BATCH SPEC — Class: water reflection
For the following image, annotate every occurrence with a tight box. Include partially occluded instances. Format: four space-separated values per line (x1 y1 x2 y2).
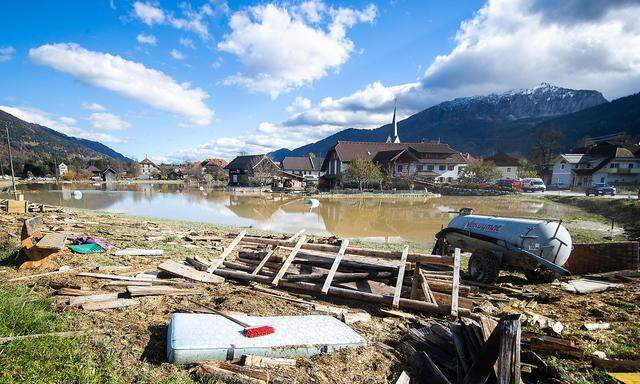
19 183 577 245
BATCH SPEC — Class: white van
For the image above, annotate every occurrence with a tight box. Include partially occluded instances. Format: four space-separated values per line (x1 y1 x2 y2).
521 178 546 192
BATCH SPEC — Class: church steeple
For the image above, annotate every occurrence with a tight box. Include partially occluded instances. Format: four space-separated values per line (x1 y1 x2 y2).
386 98 400 143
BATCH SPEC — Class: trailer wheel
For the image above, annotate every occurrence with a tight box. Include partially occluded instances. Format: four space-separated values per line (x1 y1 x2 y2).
468 251 500 284
524 269 556 283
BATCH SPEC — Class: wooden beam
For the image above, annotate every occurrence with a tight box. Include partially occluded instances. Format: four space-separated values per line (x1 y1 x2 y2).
419 269 437 304
392 245 410 308
285 229 305 242
410 262 420 300
251 248 276 276
451 248 461 317
207 230 246 273
321 239 349 294
160 260 225 284
271 235 306 286
498 314 522 384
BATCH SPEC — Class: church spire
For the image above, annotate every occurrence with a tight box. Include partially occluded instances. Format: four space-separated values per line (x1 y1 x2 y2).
386 98 400 143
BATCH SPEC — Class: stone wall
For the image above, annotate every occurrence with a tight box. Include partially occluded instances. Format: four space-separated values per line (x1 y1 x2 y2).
564 241 639 274
427 184 514 196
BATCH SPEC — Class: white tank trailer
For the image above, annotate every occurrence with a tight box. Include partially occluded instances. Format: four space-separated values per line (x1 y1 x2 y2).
432 209 572 283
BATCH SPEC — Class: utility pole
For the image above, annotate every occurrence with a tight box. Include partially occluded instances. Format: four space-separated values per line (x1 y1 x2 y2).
5 125 17 199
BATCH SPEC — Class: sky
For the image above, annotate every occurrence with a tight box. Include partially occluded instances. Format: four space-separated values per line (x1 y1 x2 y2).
1 0 640 163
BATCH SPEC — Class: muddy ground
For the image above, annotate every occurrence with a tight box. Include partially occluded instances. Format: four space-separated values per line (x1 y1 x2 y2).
0 207 638 383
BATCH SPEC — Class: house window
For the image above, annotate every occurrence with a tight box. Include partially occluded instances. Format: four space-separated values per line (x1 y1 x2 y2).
447 177 452 182
438 165 446 171
397 165 403 172
600 177 605 183
418 165 424 171
610 163 619 168
629 163 634 169
561 164 565 169
427 165 434 171
507 167 511 172
448 165 454 171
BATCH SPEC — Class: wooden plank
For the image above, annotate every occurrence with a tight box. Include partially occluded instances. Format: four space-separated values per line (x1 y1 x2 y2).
114 249 163 256
286 229 305 242
77 272 158 282
395 370 411 384
35 233 67 250
321 239 349 294
419 269 437 304
410 262 420 300
251 248 276 276
9 265 72 282
451 248 461 317
159 260 225 284
242 355 296 368
498 314 522 384
392 245 410 308
7 199 27 214
126 285 198 297
82 298 140 311
207 230 246 273
69 293 119 307
271 235 306 286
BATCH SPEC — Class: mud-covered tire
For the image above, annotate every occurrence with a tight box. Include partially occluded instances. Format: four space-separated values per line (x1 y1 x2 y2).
468 251 500 284
524 269 556 283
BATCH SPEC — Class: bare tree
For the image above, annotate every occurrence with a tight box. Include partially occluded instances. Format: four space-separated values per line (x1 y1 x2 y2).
530 125 563 166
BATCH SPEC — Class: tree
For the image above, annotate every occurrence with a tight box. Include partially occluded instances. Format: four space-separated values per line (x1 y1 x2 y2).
530 125 563 166
459 160 501 183
307 152 316 158
344 156 383 190
517 162 539 178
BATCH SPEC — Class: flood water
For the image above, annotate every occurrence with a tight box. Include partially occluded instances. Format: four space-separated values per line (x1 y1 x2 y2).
19 183 578 245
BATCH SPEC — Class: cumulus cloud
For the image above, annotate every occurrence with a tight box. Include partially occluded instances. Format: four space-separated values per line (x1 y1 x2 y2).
0 46 15 62
132 1 165 25
81 102 106 111
218 1 377 98
0 105 123 143
89 112 132 130
136 33 157 45
131 1 217 40
169 49 185 60
179 37 195 48
29 43 213 126
285 96 311 113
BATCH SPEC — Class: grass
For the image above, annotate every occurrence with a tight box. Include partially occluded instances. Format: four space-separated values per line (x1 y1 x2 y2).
542 356 617 384
0 288 196 384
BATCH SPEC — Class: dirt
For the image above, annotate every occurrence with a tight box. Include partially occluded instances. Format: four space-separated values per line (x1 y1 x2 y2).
1 207 639 384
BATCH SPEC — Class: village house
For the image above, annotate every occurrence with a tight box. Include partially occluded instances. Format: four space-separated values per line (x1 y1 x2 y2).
86 165 101 178
200 158 228 180
225 154 281 187
549 140 640 189
138 157 159 179
101 167 117 182
484 152 520 179
58 162 68 177
167 166 189 180
321 141 469 188
281 156 323 177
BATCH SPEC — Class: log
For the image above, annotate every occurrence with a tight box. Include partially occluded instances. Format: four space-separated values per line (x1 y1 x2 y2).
207 230 246 273
241 236 454 265
240 250 396 272
213 267 469 316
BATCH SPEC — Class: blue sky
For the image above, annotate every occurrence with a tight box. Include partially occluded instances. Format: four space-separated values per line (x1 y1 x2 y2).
1 0 639 162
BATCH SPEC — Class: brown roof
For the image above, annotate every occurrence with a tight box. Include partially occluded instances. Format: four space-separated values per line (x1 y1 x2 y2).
332 141 458 163
139 158 157 167
86 165 101 173
226 154 278 171
281 156 322 171
484 152 520 167
201 158 228 168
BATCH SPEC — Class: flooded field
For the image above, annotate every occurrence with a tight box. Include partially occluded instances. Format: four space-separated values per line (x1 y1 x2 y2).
18 183 581 244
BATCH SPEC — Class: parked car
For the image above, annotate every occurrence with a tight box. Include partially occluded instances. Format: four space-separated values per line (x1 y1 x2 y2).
496 179 521 191
585 183 616 196
547 182 569 190
521 178 546 192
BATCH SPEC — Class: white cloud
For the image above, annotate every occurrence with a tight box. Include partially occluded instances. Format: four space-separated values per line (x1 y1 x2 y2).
81 102 106 111
132 1 165 25
0 105 123 143
179 37 195 48
89 112 132 130
136 33 157 45
285 96 311 113
169 49 185 60
218 2 377 98
131 1 217 40
0 46 15 62
29 43 214 126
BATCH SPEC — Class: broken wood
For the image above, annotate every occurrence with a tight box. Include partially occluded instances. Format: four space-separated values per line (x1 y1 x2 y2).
526 334 584 359
114 249 163 256
251 248 276 276
393 245 410 308
69 293 119 307
126 285 198 297
82 298 140 311
195 363 265 384
321 239 349 294
159 259 224 284
9 265 72 282
242 354 296 368
207 230 246 273
451 248 461 317
271 235 306 286
592 358 640 372
419 270 437 304
285 229 305 242
341 311 371 324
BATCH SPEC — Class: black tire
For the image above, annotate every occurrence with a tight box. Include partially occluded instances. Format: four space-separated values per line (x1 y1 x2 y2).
524 269 556 283
585 192 590 196
468 251 500 284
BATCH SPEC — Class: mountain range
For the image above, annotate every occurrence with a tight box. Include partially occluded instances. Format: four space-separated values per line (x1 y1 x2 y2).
269 83 640 161
0 109 131 174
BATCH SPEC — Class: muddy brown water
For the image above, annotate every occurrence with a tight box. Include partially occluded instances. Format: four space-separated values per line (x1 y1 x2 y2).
18 183 580 245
